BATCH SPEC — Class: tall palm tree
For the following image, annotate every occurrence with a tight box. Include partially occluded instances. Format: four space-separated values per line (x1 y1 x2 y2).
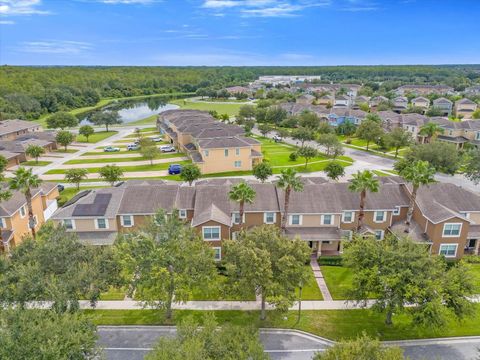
0 156 11 253
229 182 256 226
419 122 444 143
277 168 304 230
399 160 436 233
9 167 42 239
348 170 379 231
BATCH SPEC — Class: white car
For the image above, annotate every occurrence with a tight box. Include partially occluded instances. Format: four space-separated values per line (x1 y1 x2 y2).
272 135 282 142
160 145 176 153
151 137 163 142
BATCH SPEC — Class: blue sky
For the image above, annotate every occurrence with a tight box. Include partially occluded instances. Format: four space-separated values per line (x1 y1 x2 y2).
0 0 479 66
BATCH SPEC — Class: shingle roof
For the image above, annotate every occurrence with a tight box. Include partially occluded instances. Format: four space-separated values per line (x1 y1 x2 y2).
118 184 180 214
455 98 476 105
285 227 342 241
0 120 39 137
197 136 252 149
0 182 56 217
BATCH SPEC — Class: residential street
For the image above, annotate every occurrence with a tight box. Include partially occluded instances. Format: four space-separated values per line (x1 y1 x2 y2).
97 326 480 360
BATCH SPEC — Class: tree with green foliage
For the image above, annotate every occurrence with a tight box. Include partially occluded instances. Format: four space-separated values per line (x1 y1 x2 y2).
229 182 256 226
465 148 480 184
238 104 256 121
426 106 444 117
276 128 290 139
0 309 100 360
317 133 340 155
297 145 317 169
277 168 304 230
265 106 288 126
25 144 45 164
56 130 75 151
9 167 41 239
364 113 382 123
405 142 460 175
356 119 384 151
179 163 201 185
330 142 344 159
324 161 345 181
419 122 445 143
258 123 272 137
224 225 310 320
64 168 88 190
146 314 268 360
358 102 371 112
89 110 122 132
99 164 123 186
472 109 480 119
78 125 94 142
298 111 319 130
336 120 356 136
318 122 334 134
399 160 436 233
0 155 12 251
384 127 412 158
139 138 160 165
313 333 405 360
255 107 267 122
292 127 314 148
46 111 79 129
344 235 474 326
253 161 273 183
115 209 217 320
348 170 379 231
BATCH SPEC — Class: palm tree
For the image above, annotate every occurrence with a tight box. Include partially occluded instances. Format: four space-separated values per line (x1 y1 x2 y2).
277 168 304 230
0 156 11 253
9 167 42 239
419 122 444 143
348 170 379 231
399 160 436 233
228 182 256 226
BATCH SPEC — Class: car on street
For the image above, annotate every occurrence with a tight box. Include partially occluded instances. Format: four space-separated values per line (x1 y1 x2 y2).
151 136 163 142
160 145 176 153
104 146 120 152
168 164 182 175
127 144 140 151
57 184 65 192
272 135 282 142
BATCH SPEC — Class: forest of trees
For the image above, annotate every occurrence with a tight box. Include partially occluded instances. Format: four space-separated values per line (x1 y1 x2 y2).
1 65 480 120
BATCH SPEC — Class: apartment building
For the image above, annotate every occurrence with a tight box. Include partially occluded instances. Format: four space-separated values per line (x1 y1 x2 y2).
395 85 454 96
0 119 42 141
0 182 59 251
411 97 430 112
455 98 478 119
392 96 409 113
432 97 453 116
157 110 263 174
279 103 367 127
51 178 480 260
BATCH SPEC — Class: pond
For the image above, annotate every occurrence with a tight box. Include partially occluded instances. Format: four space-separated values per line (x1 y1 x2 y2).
79 96 179 125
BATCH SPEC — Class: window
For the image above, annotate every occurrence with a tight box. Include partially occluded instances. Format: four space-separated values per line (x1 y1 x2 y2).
213 247 222 261
374 211 386 223
439 244 457 257
235 148 240 156
467 239 477 249
476 132 480 141
234 161 242 168
290 214 301 225
0 218 5 228
341 230 353 240
32 215 38 227
374 230 384 240
460 212 470 219
322 241 331 244
264 212 276 224
19 205 26 218
121 215 133 227
393 206 401 216
442 223 462 237
63 219 75 230
96 218 108 229
224 149 229 157
232 212 241 224
203 226 221 241
321 214 333 225
204 150 209 157
178 209 187 219
342 211 353 223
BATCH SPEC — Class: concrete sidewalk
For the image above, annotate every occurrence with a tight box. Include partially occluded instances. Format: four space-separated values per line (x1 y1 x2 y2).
56 156 187 169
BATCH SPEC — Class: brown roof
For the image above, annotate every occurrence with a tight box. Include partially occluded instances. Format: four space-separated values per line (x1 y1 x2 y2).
285 227 342 241
0 120 40 137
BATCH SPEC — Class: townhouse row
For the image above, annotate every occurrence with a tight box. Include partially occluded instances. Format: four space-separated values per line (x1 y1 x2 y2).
51 177 480 261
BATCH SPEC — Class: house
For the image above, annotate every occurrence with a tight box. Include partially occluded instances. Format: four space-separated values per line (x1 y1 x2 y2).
296 94 315 105
395 85 454 96
334 95 351 108
51 178 480 260
225 86 251 96
316 95 334 106
0 182 59 252
308 84 361 97
392 96 409 113
436 119 480 149
455 98 478 119
0 120 42 141
411 97 430 112
157 110 263 174
352 96 370 110
465 85 480 95
326 109 367 127
369 96 389 108
432 97 453 116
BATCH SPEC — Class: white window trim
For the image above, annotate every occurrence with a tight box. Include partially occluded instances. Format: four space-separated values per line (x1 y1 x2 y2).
235 148 240 156
341 230 353 240
224 149 229 157
234 160 242 168
202 226 221 241
63 219 76 230
264 212 276 224
0 218 5 228
342 211 354 223
442 223 463 238
231 212 245 225
375 230 385 240
121 215 134 227
95 218 109 230
178 209 187 219
289 214 302 226
19 205 26 218
439 243 458 258
321 214 333 225
374 211 386 223
393 206 401 216
213 247 222 261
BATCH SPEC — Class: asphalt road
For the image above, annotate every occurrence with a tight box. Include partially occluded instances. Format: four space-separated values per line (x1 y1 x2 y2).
98 326 480 360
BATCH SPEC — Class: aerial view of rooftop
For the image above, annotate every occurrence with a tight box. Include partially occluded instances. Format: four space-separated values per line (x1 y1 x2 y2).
1 0 480 359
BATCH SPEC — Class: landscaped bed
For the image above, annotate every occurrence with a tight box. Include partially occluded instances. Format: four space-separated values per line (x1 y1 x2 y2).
64 153 185 165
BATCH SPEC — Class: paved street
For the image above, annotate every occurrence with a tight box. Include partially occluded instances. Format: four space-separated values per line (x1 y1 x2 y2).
98 326 480 360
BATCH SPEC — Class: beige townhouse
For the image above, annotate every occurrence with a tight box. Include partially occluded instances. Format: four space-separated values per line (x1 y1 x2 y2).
0 119 42 141
455 98 478 119
411 96 430 112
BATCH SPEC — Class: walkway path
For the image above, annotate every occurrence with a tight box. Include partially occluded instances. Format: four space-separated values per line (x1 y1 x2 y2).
56 156 187 169
310 255 333 301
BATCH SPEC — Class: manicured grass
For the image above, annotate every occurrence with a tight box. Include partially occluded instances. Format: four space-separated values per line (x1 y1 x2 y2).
469 263 480 294
170 98 244 117
45 160 191 175
54 149 78 154
128 114 158 125
296 266 323 300
76 131 118 143
321 265 355 300
190 276 256 301
21 160 52 166
64 153 184 165
99 287 127 301
86 304 480 341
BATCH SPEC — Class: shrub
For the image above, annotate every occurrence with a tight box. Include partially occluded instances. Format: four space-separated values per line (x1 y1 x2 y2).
345 138 352 144
289 152 298 161
318 256 343 266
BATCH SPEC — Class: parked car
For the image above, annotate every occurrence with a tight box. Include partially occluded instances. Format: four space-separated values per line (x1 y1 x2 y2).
168 164 182 175
151 137 163 142
104 146 120 152
272 135 282 142
57 184 65 192
127 144 140 151
160 145 176 153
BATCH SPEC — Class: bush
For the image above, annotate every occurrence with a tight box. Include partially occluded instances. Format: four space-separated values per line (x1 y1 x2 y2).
318 256 343 266
463 255 480 264
345 138 352 144
289 152 298 161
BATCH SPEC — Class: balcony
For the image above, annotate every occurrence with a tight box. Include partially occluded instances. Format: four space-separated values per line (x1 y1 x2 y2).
43 199 58 221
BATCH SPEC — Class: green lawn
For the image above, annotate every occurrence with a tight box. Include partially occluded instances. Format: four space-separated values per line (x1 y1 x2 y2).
469 263 480 294
321 266 355 300
21 160 52 166
170 98 244 117
99 287 127 301
57 186 104 206
54 149 78 154
86 304 480 341
296 266 323 300
76 131 118 143
190 275 256 301
128 114 158 125
45 160 191 175
64 153 184 165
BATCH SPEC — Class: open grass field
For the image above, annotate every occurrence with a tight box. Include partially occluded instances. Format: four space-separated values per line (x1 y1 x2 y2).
296 266 323 300
21 160 52 166
64 153 184 165
170 98 244 117
76 131 118 143
321 265 355 300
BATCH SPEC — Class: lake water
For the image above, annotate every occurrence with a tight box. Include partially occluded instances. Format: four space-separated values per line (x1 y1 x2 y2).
79 96 179 125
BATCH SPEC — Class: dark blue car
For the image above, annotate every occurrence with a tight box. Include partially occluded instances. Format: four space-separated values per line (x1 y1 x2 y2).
168 164 182 175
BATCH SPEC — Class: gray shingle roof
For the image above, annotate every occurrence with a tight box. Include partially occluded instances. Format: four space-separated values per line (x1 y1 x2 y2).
0 120 40 137
285 227 342 241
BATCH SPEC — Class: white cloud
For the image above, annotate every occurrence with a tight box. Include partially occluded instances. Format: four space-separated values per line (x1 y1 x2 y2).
94 0 160 3
19 40 93 54
0 19 14 24
0 0 50 15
